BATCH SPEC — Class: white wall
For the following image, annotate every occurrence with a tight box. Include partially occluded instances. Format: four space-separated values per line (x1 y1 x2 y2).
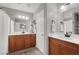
34 3 63 55
34 8 45 54
10 19 14 33
33 4 48 54
0 9 10 54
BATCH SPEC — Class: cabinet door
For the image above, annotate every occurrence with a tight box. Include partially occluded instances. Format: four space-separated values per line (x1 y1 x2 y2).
49 38 62 55
61 45 77 55
24 34 36 48
24 35 30 48
30 34 36 47
16 35 25 50
78 46 79 55
9 36 16 52
60 41 78 55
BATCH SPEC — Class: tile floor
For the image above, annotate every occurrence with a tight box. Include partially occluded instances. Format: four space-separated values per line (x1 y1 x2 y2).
8 47 43 55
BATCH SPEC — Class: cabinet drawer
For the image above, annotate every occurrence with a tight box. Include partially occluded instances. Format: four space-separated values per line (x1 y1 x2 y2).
58 40 78 48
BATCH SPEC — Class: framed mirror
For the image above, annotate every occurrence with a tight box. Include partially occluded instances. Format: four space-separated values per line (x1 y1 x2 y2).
20 24 26 29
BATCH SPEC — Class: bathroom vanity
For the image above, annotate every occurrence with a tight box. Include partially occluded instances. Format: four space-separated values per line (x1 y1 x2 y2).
49 33 79 55
8 33 36 53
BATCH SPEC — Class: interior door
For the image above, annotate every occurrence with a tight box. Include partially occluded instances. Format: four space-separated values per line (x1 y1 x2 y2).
0 9 4 54
0 9 10 54
36 9 45 54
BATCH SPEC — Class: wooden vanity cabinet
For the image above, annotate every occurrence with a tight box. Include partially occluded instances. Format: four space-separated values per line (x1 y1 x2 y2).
9 36 16 52
60 40 78 55
16 35 25 50
24 35 31 48
30 34 36 47
49 37 62 55
49 37 78 55
60 44 77 55
77 46 79 54
9 34 36 53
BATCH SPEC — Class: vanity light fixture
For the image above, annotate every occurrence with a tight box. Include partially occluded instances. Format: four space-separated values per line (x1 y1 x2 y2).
22 16 25 19
60 3 74 11
60 5 66 11
18 15 22 18
25 16 29 20
60 3 69 10
18 15 29 20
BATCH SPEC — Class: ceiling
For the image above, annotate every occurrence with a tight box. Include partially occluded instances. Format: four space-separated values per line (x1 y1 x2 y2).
60 3 79 12
2 7 33 21
0 3 41 13
0 3 41 22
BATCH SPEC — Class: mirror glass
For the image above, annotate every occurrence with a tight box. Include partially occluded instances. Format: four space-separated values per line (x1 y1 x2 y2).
9 19 31 33
60 3 79 34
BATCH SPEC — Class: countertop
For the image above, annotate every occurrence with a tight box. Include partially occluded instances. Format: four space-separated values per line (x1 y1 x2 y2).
49 33 79 45
8 32 35 36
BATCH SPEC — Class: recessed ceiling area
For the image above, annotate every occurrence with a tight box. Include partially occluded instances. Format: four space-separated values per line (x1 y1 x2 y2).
0 3 41 21
2 7 33 21
60 3 79 12
0 3 41 13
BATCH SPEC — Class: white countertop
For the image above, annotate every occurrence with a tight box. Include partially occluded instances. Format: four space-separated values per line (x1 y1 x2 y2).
49 33 79 45
8 32 35 35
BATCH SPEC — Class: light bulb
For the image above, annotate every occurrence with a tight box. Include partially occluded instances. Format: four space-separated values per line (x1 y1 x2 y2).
60 5 65 10
18 15 22 18
25 17 29 20
22 16 25 19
